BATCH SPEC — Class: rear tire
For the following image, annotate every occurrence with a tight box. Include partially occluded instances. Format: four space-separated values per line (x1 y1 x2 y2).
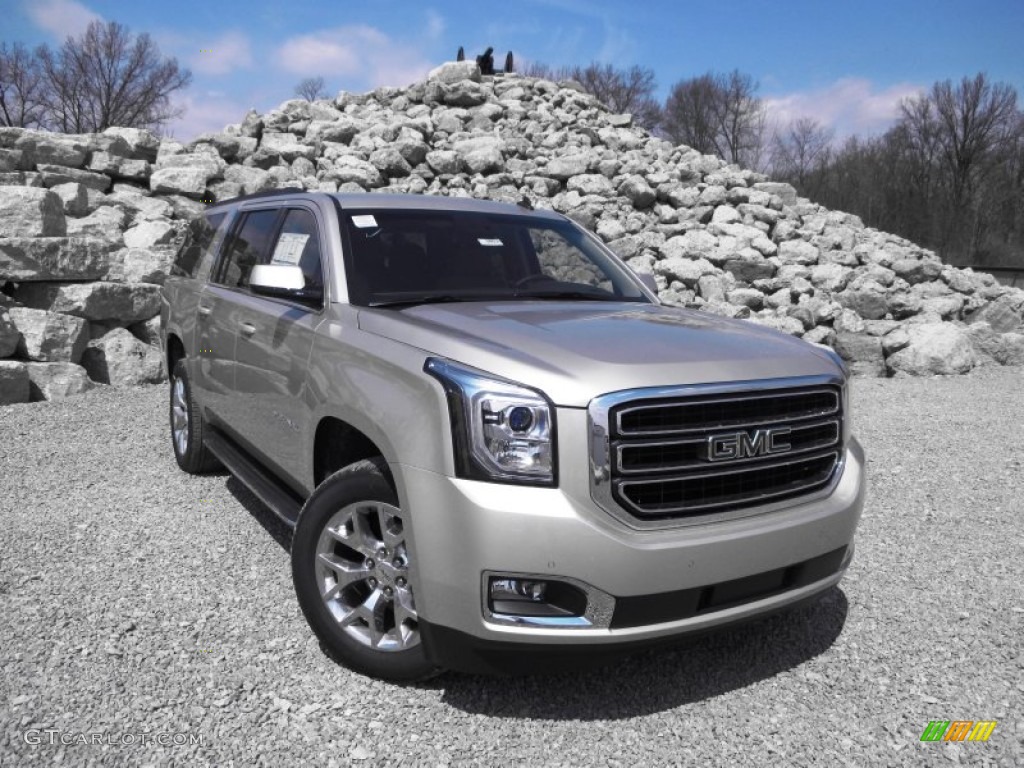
291 457 437 682
170 359 222 474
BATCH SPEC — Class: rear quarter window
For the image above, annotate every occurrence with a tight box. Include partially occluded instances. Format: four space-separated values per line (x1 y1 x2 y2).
171 212 227 279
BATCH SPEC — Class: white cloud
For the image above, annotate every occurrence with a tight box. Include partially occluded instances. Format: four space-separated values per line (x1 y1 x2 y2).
26 0 100 40
275 25 433 89
765 77 926 137
425 10 445 42
188 31 254 75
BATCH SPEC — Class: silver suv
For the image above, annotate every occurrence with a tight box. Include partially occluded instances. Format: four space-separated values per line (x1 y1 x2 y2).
161 190 865 680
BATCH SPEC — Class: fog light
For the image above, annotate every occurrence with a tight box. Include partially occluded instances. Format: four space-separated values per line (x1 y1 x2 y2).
490 577 546 602
487 575 588 619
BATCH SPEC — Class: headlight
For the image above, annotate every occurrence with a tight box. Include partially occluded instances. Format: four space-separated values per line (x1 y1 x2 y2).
425 358 557 486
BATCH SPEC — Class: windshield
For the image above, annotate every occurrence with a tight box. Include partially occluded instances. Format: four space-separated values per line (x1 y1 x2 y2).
338 208 649 307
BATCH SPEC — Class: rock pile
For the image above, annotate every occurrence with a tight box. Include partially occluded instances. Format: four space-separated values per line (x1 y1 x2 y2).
2 61 1023 405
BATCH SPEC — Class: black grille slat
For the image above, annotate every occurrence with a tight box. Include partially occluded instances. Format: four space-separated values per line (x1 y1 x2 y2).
607 386 843 520
616 388 838 437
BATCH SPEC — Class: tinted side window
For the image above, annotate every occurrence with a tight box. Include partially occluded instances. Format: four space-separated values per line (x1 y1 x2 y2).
171 212 226 278
271 209 324 293
217 209 280 289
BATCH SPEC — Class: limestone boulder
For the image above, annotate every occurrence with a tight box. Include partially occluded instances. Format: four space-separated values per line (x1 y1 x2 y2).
65 206 129 239
14 282 162 325
36 164 111 191
149 167 210 197
26 362 96 400
81 328 164 386
0 237 116 282
8 307 89 363
102 127 160 161
0 187 66 238
886 322 976 376
123 220 176 250
427 61 481 84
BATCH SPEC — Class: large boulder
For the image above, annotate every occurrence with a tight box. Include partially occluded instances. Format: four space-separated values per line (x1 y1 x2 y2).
0 187 66 238
964 295 1023 333
0 237 117 281
0 360 30 405
122 220 176 249
14 282 161 325
81 328 163 386
8 307 89 363
886 322 976 376
25 362 96 400
102 127 160 161
107 248 174 284
65 206 129 239
427 61 481 84
149 167 210 197
36 164 112 191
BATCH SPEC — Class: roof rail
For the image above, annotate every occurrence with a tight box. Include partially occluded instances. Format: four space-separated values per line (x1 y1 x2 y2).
208 186 307 207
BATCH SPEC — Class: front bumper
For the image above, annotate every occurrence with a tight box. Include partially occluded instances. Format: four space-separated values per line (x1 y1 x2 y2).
396 437 865 672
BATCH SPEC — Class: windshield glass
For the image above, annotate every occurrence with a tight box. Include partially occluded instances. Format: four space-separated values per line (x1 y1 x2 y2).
338 208 648 307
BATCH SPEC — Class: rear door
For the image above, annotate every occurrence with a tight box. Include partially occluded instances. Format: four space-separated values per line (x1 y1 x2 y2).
194 207 282 425
231 206 327 491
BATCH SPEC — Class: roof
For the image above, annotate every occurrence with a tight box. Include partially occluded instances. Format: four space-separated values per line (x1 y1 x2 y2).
206 188 561 220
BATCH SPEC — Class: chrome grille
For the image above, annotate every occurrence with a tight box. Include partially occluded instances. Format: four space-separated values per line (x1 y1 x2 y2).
590 381 844 523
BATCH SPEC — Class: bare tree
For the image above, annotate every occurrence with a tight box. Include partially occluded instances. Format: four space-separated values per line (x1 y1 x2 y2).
662 70 766 166
568 63 661 130
661 74 720 156
294 76 327 102
519 61 661 131
770 117 834 186
36 20 191 132
931 74 1018 210
0 42 46 127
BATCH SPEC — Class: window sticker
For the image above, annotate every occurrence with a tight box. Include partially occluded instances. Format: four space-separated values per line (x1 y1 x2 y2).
270 233 309 266
351 215 378 228
478 238 503 246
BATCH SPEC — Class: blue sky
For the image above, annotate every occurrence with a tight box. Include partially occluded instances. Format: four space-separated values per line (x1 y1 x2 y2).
4 0 1022 141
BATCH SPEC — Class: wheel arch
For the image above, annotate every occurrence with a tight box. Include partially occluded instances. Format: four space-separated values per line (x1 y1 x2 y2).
313 415 394 489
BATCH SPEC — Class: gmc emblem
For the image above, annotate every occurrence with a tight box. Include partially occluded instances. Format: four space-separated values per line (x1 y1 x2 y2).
706 427 792 461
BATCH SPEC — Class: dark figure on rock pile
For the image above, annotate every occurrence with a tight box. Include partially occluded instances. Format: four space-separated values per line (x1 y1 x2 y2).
476 47 495 75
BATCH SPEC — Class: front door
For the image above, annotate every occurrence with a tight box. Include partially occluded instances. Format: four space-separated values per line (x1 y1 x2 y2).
232 207 327 491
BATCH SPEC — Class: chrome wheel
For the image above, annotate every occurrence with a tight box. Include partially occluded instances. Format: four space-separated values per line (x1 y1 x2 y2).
171 377 189 456
314 501 419 651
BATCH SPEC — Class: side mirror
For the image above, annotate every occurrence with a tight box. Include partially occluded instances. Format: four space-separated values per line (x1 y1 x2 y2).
250 264 321 304
634 271 659 296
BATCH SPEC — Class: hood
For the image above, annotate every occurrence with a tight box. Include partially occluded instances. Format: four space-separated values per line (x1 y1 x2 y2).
358 301 843 407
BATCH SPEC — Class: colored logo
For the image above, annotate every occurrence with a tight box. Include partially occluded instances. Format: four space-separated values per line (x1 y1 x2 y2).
920 720 997 742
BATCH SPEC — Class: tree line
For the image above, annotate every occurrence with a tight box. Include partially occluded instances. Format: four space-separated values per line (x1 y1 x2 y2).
525 61 1023 268
0 20 190 133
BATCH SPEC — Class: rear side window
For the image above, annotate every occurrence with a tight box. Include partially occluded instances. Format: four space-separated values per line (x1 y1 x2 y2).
217 209 281 289
171 212 227 278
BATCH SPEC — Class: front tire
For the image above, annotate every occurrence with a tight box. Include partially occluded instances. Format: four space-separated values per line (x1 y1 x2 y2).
169 359 221 474
291 458 436 681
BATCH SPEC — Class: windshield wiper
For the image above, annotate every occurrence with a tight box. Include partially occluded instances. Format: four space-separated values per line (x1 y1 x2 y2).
513 290 622 301
368 294 512 309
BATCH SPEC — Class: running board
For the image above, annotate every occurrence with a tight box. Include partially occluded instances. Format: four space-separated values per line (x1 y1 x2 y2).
204 430 303 528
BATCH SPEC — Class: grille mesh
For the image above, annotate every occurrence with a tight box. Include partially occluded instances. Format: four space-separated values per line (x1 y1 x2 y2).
609 386 842 519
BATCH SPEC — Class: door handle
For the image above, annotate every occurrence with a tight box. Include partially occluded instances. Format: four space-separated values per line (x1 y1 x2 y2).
239 322 257 337
197 305 212 317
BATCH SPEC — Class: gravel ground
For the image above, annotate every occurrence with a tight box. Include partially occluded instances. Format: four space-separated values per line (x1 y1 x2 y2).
1 367 1022 767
